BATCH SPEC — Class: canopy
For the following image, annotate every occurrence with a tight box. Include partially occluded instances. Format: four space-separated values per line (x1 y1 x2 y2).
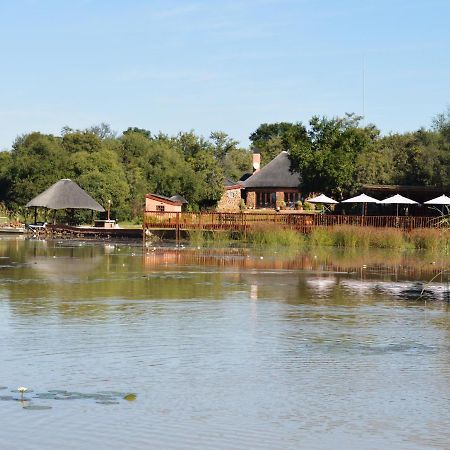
341 193 379 216
307 194 338 204
379 194 418 217
423 194 450 205
342 193 379 203
379 194 418 205
26 179 105 212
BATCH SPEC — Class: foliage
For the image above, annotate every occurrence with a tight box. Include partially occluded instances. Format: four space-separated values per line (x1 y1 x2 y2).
289 114 378 199
0 107 449 221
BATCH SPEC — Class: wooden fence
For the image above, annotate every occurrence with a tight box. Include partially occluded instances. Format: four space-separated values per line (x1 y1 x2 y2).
144 211 446 236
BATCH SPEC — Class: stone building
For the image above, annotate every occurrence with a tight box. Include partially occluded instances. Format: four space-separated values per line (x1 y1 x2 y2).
216 179 243 212
243 151 301 209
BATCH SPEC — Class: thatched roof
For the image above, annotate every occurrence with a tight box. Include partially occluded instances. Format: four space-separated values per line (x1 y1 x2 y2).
169 194 188 204
243 151 301 189
25 179 105 211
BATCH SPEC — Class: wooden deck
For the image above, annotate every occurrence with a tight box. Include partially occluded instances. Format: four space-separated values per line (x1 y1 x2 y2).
144 211 446 236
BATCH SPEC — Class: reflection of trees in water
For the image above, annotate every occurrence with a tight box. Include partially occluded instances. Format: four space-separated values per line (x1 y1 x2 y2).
2 241 449 319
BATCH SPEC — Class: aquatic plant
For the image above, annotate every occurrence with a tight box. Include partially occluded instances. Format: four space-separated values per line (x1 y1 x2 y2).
17 387 28 399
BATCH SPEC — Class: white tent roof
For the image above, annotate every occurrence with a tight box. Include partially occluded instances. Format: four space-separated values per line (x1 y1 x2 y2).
342 193 379 203
380 194 418 205
307 194 338 204
423 194 450 205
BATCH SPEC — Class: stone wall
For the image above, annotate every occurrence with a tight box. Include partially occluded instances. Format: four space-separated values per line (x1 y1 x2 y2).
216 188 242 212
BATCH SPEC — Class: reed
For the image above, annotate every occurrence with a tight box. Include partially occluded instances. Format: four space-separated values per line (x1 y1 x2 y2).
245 224 306 247
408 228 450 252
310 225 406 248
186 229 233 245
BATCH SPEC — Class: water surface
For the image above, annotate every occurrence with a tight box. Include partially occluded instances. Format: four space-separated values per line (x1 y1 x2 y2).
0 237 449 449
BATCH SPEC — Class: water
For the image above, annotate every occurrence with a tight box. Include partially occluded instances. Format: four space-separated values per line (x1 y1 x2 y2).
0 237 449 449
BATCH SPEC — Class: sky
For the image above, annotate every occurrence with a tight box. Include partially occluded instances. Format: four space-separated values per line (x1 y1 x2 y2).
0 0 449 149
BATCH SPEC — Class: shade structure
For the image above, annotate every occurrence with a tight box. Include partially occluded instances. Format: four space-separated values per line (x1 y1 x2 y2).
341 193 379 216
379 194 418 217
379 194 418 205
307 194 338 204
341 193 379 204
423 194 450 205
25 179 105 212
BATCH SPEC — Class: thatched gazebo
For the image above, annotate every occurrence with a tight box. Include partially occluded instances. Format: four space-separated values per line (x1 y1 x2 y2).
26 179 105 224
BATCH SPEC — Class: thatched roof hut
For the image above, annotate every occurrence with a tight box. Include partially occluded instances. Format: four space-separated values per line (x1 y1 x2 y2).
243 151 300 189
25 179 105 212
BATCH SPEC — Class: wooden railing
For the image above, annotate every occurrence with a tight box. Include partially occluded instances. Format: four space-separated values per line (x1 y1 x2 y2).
144 211 446 234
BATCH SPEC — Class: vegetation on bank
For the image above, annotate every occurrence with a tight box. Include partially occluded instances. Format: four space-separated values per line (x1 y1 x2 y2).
184 225 450 252
0 107 449 221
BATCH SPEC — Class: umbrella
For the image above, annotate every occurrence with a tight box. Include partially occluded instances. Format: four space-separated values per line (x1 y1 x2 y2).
424 194 450 215
342 193 379 215
307 194 338 204
423 194 450 205
379 194 418 216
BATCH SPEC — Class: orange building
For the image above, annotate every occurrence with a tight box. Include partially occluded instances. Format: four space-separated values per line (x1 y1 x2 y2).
145 193 187 212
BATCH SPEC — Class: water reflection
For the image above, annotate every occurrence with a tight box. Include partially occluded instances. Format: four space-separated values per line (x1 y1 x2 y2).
0 237 449 449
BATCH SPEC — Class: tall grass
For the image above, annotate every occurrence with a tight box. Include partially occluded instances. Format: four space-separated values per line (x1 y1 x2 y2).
186 229 233 246
310 225 406 249
408 228 450 252
186 224 450 251
246 225 306 247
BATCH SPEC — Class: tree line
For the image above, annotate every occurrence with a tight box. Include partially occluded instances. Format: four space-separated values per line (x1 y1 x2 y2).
0 108 449 220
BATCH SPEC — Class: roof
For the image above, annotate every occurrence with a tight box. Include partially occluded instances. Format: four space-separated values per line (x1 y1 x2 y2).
145 193 184 206
243 151 301 189
224 178 243 190
25 179 105 211
169 194 188 204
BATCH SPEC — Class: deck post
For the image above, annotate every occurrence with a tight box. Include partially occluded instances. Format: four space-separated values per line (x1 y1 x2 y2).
176 212 180 243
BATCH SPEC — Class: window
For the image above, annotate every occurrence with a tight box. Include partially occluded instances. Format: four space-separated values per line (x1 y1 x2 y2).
284 192 300 207
156 205 165 212
256 192 276 208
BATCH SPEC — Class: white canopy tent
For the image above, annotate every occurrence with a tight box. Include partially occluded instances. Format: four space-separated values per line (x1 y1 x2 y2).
342 193 379 215
379 194 418 216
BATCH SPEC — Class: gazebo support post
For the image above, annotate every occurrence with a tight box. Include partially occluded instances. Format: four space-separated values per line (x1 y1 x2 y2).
34 207 37 225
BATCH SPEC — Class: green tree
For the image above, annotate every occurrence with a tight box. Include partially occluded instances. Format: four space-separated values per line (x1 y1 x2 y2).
289 114 378 198
249 122 308 165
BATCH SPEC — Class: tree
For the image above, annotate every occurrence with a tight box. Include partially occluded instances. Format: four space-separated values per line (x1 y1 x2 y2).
289 114 378 198
249 122 308 165
62 132 102 153
209 131 239 161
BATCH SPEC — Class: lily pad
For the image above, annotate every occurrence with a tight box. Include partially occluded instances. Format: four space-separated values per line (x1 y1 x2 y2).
123 393 137 401
23 405 52 410
33 393 58 400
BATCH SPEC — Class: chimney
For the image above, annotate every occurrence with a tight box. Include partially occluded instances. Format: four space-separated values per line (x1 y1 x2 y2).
252 152 261 172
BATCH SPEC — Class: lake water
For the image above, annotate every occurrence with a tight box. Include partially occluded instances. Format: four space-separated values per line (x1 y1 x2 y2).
0 237 449 450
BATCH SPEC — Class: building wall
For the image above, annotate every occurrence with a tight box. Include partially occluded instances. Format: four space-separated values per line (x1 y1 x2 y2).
145 197 181 212
246 191 256 209
245 188 300 209
216 188 242 212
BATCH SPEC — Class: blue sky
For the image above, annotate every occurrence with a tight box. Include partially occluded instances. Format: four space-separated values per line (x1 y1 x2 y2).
0 0 449 149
